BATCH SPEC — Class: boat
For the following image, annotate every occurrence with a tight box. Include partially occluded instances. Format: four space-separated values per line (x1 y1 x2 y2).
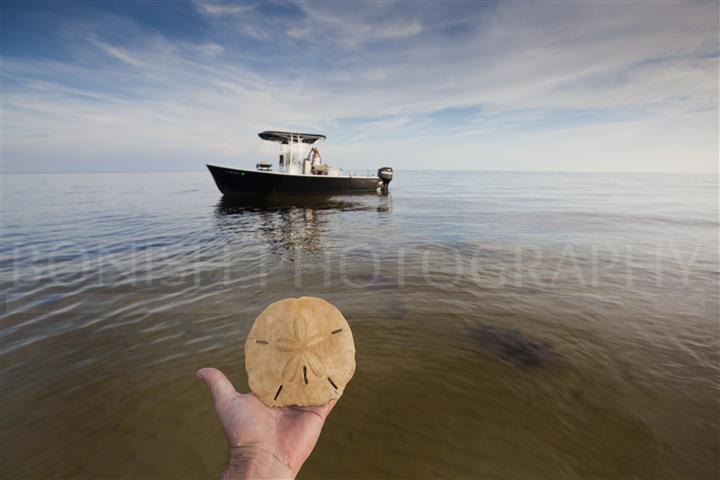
207 131 393 195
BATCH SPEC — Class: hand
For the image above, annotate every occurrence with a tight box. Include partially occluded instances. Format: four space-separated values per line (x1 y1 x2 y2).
197 368 336 480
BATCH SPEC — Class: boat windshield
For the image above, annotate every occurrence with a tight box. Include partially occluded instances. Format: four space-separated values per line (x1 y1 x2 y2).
272 135 323 175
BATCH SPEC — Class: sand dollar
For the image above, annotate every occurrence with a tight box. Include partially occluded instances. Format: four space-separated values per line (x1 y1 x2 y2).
245 297 356 407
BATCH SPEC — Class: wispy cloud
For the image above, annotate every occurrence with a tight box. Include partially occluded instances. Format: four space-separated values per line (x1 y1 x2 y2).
290 1 423 46
90 36 146 68
194 1 256 16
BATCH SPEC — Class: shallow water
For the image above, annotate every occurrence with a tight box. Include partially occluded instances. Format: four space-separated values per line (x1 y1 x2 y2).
1 170 718 478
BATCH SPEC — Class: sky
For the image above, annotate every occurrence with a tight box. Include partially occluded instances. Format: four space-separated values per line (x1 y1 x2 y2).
1 0 718 173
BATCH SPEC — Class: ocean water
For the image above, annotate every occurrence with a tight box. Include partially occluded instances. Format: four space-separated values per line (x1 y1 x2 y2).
1 170 718 478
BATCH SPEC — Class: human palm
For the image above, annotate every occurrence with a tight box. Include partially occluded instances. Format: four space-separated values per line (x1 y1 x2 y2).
197 368 335 479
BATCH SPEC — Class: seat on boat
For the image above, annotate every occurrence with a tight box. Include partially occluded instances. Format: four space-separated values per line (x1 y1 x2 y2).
311 164 329 175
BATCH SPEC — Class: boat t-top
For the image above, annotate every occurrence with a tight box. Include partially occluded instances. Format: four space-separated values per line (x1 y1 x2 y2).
207 131 393 195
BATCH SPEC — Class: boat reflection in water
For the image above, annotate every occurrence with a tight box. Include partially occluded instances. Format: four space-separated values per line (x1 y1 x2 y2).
214 193 392 257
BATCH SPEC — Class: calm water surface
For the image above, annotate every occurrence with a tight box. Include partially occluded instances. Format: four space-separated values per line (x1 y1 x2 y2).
1 171 718 478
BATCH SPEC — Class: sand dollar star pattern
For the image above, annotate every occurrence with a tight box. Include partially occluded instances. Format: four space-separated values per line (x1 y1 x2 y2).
276 316 329 382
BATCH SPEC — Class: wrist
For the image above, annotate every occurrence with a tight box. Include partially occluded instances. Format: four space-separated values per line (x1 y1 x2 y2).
223 446 296 480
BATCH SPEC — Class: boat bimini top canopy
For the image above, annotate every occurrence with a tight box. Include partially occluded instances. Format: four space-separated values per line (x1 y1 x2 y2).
258 131 326 144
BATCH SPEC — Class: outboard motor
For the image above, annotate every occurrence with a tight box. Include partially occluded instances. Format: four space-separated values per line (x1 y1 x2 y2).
378 167 393 194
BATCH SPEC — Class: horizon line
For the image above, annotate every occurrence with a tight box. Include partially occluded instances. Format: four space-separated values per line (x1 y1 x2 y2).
1 168 717 176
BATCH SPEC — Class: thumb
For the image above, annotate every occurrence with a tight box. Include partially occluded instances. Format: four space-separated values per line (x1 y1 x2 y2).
196 367 237 407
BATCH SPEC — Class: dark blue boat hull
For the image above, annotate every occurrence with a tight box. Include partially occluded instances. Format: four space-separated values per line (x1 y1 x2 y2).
207 164 381 194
